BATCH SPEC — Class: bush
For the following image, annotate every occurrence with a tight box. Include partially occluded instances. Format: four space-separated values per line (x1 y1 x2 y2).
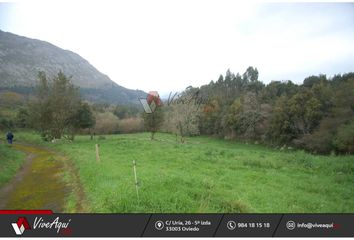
298 117 336 154
334 121 354 154
118 117 144 133
0 91 24 106
0 116 14 131
93 112 119 134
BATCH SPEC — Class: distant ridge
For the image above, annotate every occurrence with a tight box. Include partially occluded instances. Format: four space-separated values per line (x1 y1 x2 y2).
0 30 146 104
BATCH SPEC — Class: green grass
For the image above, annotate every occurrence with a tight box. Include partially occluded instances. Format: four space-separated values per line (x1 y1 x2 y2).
12 132 354 213
0 142 25 187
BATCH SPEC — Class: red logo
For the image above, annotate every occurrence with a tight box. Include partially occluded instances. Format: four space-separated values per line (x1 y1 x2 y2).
12 217 31 235
333 223 341 229
139 91 162 113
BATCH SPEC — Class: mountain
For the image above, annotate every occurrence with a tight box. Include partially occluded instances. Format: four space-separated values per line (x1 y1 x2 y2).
0 30 146 104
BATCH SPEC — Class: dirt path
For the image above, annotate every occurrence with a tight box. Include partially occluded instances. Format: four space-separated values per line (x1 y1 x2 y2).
0 143 85 212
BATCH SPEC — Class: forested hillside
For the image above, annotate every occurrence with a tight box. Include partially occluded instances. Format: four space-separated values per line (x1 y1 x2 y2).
163 67 354 154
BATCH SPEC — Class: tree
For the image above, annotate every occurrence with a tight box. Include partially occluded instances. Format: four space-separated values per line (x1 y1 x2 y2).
303 74 327 88
50 71 81 139
0 114 14 131
199 98 221 135
267 96 297 144
226 93 264 140
334 120 354 154
299 80 354 154
243 66 259 82
287 89 322 135
68 102 96 140
29 71 83 141
227 98 243 138
16 108 30 128
113 104 140 119
0 91 24 106
143 107 164 140
28 71 53 140
261 80 298 103
165 98 200 143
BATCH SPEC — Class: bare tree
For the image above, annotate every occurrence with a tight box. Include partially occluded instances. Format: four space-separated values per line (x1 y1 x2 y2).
165 99 200 143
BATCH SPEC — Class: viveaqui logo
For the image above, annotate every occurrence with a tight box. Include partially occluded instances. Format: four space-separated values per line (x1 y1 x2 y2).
12 217 31 235
33 216 72 233
139 91 162 113
11 216 72 236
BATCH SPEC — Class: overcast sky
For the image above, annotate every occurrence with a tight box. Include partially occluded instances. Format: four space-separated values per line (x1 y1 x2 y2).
0 1 353 94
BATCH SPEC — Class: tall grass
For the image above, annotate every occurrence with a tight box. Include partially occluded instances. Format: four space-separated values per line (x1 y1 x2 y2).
0 143 25 187
12 132 354 213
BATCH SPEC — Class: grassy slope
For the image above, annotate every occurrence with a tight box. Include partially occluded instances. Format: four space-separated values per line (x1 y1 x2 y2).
15 132 354 213
0 142 25 187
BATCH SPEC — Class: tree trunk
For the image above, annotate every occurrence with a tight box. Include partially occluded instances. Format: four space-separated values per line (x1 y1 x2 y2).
90 128 93 140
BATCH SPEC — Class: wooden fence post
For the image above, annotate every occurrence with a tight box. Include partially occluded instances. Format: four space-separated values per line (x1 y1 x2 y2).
95 144 101 162
133 160 139 201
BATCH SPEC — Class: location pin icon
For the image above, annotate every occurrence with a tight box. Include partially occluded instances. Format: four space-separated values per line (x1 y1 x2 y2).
155 221 164 230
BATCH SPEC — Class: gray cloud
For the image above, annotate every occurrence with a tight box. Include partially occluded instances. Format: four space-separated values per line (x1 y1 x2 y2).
0 2 353 92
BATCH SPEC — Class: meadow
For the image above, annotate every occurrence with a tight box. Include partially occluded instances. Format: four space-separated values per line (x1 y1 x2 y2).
0 142 25 187
5 132 354 213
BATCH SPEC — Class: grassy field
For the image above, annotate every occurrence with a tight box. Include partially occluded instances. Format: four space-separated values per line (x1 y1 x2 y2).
8 132 354 213
0 142 25 188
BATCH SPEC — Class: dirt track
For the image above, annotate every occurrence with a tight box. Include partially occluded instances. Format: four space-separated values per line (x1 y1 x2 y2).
0 143 85 212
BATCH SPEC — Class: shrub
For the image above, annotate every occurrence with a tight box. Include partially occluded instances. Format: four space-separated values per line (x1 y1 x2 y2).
118 117 144 133
298 116 339 154
0 116 14 131
334 120 354 154
93 112 119 134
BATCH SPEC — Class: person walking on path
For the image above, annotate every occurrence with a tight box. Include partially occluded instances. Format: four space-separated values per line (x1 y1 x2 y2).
6 131 14 144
